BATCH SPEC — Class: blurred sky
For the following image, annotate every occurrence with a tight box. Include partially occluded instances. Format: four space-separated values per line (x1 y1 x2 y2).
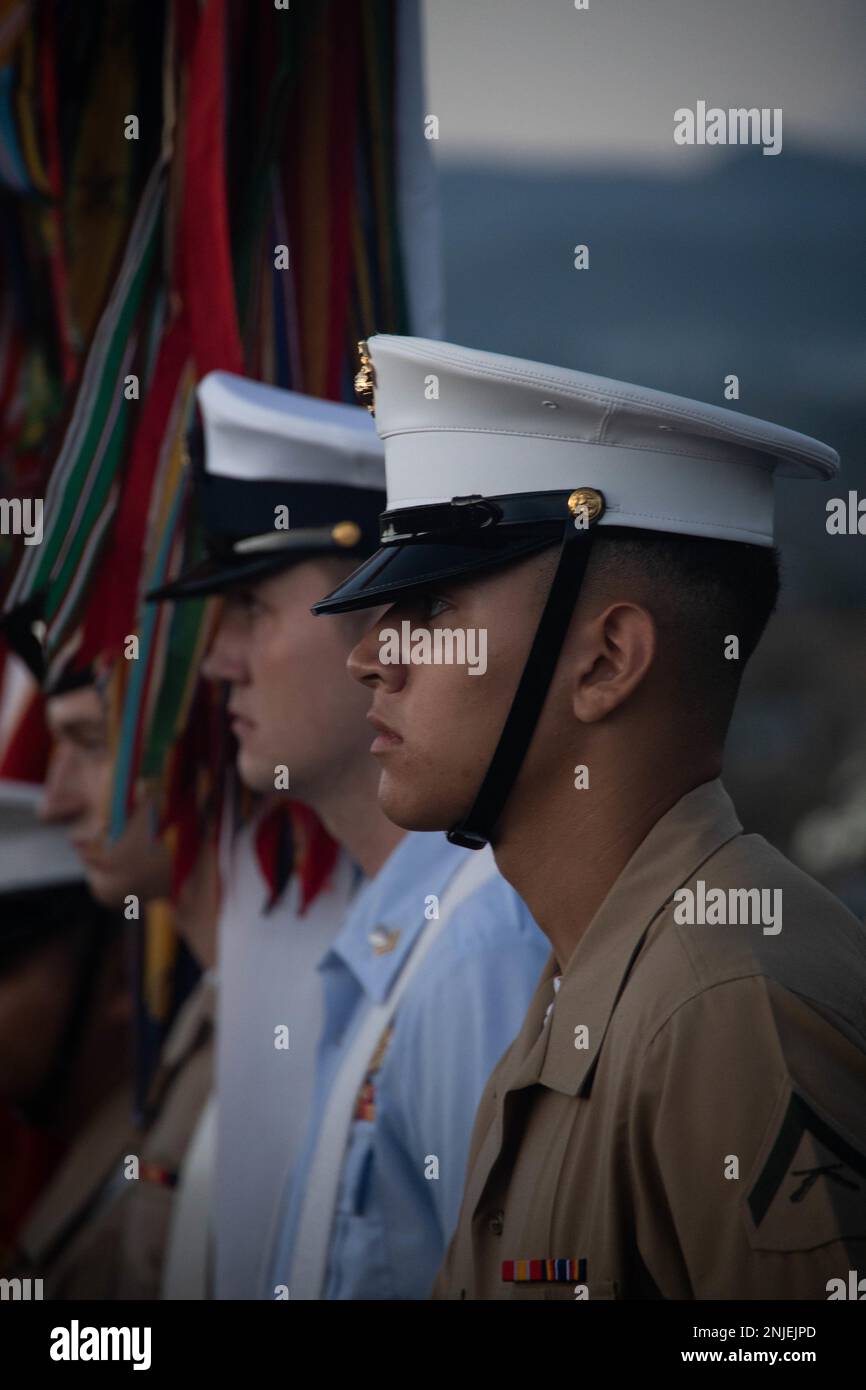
422 0 866 168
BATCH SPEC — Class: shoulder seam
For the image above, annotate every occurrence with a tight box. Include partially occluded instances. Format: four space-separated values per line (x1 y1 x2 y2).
639 974 866 1067
639 972 776 1062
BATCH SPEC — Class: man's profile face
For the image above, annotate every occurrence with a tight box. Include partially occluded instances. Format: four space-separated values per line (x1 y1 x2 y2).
346 551 572 834
41 685 171 908
200 558 380 800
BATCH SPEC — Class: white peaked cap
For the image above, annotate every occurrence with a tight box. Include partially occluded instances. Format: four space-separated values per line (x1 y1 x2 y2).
198 371 384 489
366 335 840 546
0 781 84 892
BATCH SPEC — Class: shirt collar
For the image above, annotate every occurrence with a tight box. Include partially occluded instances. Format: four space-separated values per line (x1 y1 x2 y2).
508 778 743 1098
324 830 470 1003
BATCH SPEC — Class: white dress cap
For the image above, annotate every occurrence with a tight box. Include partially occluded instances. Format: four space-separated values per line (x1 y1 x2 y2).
365 335 840 547
198 372 384 491
0 780 84 892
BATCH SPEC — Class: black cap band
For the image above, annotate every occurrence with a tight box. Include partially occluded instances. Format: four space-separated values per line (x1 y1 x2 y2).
147 474 387 602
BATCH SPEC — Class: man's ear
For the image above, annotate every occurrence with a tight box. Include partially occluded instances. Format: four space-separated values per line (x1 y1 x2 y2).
570 602 657 723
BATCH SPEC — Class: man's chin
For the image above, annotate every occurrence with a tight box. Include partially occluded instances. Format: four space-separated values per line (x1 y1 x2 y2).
236 749 280 796
85 862 171 910
377 773 460 835
84 869 126 910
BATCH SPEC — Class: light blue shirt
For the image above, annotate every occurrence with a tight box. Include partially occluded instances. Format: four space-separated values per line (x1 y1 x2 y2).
265 830 548 1299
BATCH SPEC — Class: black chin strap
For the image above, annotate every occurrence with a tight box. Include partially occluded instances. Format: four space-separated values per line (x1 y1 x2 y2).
447 515 600 850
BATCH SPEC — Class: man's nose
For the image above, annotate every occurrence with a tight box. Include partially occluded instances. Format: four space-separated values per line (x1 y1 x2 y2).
347 613 407 692
39 745 87 824
200 607 249 684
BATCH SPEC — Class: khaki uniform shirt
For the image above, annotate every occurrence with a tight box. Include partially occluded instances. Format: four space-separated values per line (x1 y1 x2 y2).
434 780 866 1301
14 974 214 1299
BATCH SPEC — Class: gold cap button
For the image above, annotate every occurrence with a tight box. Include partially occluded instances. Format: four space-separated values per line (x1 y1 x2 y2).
567 487 605 524
332 521 362 548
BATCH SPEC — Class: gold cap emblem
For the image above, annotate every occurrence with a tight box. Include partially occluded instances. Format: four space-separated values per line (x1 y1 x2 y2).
332 520 362 548
354 339 376 415
567 487 605 524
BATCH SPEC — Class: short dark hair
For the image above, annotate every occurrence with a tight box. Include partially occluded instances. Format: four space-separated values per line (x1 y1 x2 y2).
581 526 781 733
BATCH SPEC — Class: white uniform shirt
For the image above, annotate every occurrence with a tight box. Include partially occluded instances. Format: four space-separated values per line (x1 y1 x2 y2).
214 816 358 1298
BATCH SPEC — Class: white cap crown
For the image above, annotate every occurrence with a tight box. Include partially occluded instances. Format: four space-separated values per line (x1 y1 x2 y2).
198 372 385 491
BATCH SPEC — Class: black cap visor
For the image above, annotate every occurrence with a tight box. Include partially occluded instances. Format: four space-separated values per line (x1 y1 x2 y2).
312 525 562 615
147 541 352 603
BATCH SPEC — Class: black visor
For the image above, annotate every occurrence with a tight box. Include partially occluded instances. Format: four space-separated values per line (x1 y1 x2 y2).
312 490 585 615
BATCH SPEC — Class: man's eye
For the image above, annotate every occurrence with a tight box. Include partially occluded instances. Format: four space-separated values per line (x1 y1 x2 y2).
420 595 450 620
73 735 109 754
231 591 261 615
